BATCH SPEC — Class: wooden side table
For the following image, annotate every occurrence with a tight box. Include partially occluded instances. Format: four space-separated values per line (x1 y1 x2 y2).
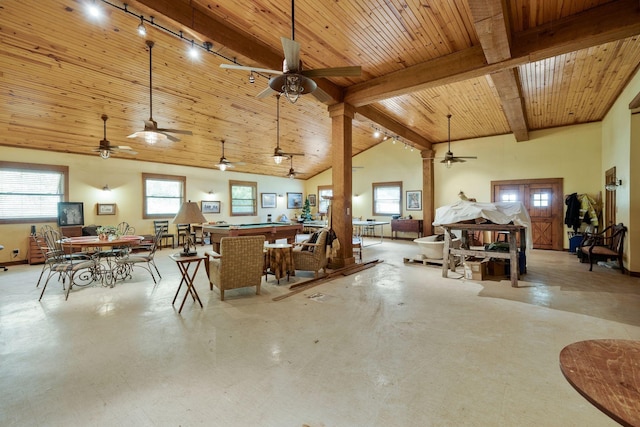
169 252 206 313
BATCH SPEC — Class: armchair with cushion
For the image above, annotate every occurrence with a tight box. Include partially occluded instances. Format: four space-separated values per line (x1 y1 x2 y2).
205 235 265 301
579 223 627 273
292 229 328 278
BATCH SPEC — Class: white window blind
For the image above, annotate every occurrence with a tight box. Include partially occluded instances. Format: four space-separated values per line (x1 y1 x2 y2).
0 164 66 221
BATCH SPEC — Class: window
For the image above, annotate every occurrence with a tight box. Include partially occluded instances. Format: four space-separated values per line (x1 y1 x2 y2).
317 185 333 214
230 180 257 216
372 181 402 216
142 173 186 219
532 192 549 207
501 193 518 202
0 161 68 224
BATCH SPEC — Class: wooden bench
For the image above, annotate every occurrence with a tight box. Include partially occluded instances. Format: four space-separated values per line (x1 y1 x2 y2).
579 223 626 273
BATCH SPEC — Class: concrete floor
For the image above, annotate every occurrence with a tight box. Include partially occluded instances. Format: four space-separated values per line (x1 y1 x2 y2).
1 239 639 426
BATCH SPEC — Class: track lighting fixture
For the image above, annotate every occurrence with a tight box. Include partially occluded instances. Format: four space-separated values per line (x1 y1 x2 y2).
137 16 146 36
373 129 381 138
249 72 255 84
188 40 199 59
86 0 101 18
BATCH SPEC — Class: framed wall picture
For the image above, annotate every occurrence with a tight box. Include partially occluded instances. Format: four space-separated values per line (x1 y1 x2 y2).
57 202 84 226
97 203 116 215
406 190 422 211
308 194 316 207
201 200 221 214
287 192 303 209
261 193 277 208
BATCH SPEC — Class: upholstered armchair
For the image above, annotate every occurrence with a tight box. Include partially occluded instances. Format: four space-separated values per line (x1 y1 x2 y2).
292 229 328 278
205 235 265 301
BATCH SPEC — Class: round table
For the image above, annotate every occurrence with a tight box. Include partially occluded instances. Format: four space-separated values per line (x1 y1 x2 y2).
560 339 640 426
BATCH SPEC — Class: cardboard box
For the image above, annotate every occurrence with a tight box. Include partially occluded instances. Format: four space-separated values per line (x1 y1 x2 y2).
463 258 489 281
488 259 507 277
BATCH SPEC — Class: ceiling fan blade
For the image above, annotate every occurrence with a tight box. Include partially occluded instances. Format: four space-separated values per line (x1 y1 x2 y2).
281 152 305 157
112 146 138 155
454 156 478 159
157 132 180 143
302 66 362 78
257 86 279 98
311 86 333 103
157 128 193 135
281 37 300 72
220 63 283 75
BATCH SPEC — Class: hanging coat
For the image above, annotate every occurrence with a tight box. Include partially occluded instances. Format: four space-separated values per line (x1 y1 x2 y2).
564 193 581 232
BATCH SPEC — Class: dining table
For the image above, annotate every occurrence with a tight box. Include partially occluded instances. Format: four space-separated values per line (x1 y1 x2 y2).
60 235 144 286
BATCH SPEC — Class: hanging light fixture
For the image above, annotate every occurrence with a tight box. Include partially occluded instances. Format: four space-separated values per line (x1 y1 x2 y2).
249 71 255 84
100 149 110 159
137 16 146 36
273 94 285 164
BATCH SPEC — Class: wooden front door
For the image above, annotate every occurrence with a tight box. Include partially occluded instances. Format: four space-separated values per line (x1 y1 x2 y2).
491 178 564 250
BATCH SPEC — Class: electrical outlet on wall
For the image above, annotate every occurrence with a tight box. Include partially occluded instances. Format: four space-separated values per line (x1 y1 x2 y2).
12 249 19 257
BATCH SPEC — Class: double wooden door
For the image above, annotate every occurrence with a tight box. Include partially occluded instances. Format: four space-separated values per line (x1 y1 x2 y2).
491 178 563 250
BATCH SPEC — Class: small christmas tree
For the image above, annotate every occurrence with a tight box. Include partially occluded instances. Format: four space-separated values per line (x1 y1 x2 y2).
301 197 312 221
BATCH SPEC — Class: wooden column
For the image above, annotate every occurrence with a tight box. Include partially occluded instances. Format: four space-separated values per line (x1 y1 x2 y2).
421 149 435 236
328 103 355 267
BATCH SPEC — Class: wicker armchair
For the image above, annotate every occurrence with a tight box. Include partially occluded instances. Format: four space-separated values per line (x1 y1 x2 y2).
205 235 266 301
292 229 328 278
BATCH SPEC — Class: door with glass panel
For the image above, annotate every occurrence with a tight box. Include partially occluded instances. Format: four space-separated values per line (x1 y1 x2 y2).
491 178 563 250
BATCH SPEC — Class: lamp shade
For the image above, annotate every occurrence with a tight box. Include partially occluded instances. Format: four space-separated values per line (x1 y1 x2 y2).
173 201 207 224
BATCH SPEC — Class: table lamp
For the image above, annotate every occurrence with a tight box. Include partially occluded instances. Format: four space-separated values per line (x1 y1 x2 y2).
173 200 207 256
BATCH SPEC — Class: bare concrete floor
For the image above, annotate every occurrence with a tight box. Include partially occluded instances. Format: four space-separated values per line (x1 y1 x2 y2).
1 239 639 426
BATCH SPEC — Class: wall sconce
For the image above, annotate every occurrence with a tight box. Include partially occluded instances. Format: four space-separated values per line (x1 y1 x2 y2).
208 190 214 195
605 179 622 191
102 184 111 192
277 194 284 198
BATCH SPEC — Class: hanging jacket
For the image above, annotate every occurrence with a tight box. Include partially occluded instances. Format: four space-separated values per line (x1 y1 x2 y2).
564 193 581 232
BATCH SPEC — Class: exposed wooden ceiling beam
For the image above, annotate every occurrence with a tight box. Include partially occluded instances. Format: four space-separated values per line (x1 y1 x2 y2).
490 69 529 142
346 0 640 107
355 105 432 150
468 0 529 141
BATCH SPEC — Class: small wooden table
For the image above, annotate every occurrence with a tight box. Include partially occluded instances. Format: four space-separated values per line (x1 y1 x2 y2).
264 243 294 284
559 339 640 427
169 252 206 314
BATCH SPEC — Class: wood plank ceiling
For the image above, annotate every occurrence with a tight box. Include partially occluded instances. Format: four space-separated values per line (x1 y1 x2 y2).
1 0 639 178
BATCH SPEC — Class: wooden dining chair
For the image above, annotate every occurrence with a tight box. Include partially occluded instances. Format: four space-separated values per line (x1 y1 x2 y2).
153 220 175 248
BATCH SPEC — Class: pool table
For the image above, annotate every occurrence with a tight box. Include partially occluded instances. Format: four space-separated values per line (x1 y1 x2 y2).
202 222 303 252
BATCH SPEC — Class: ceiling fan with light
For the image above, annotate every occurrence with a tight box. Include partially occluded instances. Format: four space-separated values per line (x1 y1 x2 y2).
271 93 304 164
220 0 361 104
92 114 137 159
215 139 245 171
286 155 304 179
425 114 477 168
128 40 193 144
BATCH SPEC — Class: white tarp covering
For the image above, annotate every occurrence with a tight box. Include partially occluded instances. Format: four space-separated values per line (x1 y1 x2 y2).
433 200 533 249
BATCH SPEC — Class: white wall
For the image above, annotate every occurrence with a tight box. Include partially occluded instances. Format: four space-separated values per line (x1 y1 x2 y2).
0 147 304 264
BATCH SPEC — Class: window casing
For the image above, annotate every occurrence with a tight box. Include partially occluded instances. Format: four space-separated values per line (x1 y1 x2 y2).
0 161 68 224
142 173 186 219
317 185 333 214
372 181 402 216
230 180 257 216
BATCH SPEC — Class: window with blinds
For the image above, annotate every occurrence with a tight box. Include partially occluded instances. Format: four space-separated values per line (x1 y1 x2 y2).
372 181 402 216
0 162 68 223
229 180 257 216
142 173 186 218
